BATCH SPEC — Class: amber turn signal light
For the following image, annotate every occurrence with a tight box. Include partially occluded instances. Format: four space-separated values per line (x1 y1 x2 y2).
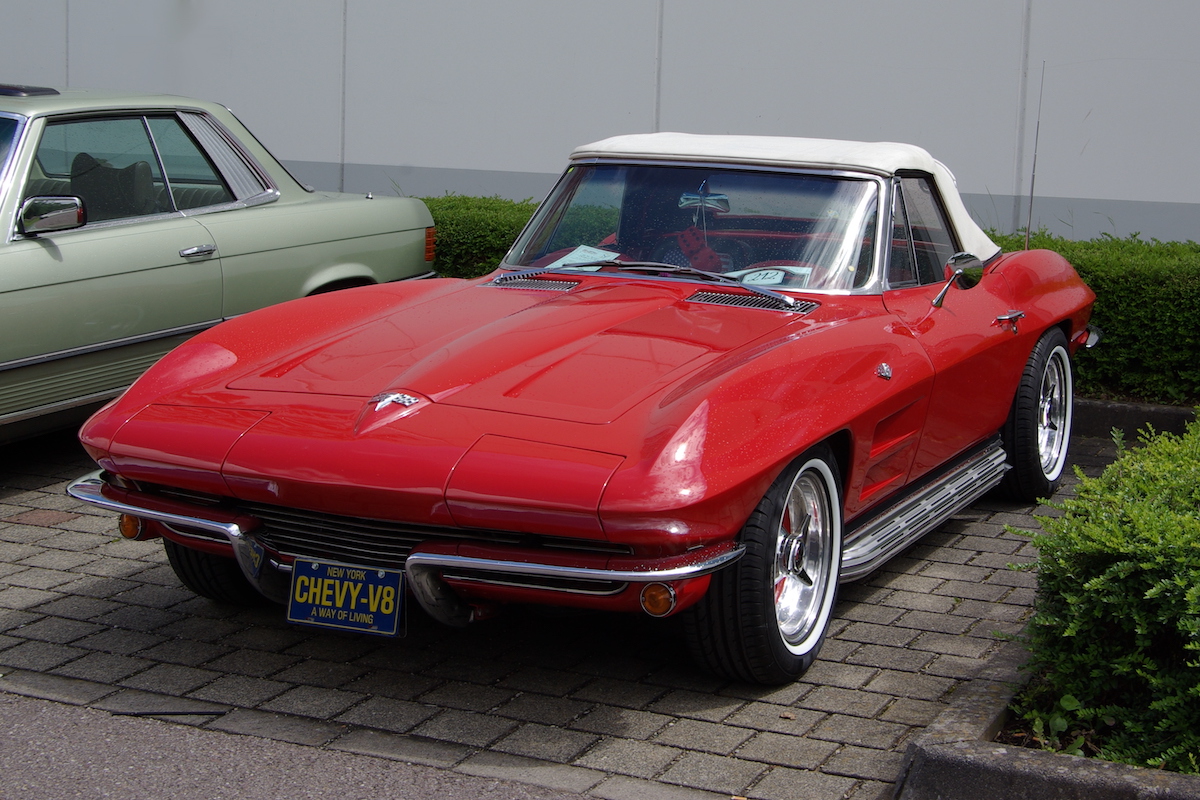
118 514 144 539
639 582 677 617
117 514 160 541
425 227 437 262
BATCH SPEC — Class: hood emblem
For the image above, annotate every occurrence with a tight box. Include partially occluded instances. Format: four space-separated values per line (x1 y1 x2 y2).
372 392 421 411
356 391 428 436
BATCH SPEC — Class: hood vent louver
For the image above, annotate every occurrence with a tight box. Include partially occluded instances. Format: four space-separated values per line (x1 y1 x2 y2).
489 277 580 291
687 290 818 314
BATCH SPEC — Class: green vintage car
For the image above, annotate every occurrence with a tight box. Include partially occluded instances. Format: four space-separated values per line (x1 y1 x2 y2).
0 83 435 441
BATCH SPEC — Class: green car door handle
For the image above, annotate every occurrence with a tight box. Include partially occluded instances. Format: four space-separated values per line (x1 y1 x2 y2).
180 244 217 258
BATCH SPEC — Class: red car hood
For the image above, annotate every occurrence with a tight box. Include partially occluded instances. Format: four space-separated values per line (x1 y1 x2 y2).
225 278 796 425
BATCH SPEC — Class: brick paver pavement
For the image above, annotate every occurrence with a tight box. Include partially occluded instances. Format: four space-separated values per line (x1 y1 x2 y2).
0 429 1118 800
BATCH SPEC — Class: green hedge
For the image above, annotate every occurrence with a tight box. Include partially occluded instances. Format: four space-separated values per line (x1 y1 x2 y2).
992 231 1200 405
422 194 538 279
1015 421 1200 772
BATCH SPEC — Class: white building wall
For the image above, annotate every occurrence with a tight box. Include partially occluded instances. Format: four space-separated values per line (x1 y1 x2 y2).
2 0 1198 241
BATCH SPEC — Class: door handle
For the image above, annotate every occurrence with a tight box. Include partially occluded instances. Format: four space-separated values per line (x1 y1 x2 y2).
994 310 1025 334
180 244 217 258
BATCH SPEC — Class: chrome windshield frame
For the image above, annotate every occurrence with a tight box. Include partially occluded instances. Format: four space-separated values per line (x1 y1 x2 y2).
504 158 891 296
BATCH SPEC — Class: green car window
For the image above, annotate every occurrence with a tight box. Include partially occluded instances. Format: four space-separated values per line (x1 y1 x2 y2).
34 117 167 222
146 115 234 210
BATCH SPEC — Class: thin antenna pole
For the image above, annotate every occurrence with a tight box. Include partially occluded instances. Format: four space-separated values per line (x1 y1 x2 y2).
1025 61 1046 250
653 0 664 132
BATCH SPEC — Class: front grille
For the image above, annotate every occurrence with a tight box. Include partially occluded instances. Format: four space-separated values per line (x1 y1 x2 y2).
244 502 524 567
151 484 630 568
687 290 818 313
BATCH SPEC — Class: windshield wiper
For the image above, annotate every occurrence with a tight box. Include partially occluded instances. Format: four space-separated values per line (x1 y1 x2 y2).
504 260 796 308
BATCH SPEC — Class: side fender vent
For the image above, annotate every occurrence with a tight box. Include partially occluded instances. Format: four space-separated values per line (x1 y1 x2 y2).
687 291 818 314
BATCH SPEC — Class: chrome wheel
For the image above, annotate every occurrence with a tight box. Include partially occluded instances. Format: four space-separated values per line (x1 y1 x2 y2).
1038 344 1072 481
1000 328 1074 501
774 464 837 651
684 446 843 684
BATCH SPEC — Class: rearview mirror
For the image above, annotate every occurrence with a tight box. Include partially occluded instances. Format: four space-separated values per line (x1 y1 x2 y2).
679 192 730 213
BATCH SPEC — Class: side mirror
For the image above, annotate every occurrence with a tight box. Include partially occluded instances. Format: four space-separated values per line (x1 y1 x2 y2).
931 268 962 308
18 195 86 236
944 251 983 277
943 251 984 288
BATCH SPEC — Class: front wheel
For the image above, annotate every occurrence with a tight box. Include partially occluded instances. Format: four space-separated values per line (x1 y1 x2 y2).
684 446 842 684
1000 327 1073 501
163 539 266 605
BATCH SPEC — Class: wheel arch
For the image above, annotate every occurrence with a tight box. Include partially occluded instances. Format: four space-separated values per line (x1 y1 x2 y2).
821 428 854 504
301 264 378 296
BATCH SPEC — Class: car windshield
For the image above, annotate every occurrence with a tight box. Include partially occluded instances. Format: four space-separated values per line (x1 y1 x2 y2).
0 115 21 178
506 164 879 292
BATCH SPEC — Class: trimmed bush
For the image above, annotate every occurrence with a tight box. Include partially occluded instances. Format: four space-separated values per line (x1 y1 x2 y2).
421 194 538 279
993 231 1200 405
1017 420 1200 772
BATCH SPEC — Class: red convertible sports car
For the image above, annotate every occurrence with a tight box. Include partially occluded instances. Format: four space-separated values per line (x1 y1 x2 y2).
69 134 1097 684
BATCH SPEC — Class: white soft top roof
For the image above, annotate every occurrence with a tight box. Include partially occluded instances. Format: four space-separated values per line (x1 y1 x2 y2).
572 133 999 261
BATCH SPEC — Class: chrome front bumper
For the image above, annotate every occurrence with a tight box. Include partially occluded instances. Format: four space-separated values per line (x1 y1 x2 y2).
67 471 744 624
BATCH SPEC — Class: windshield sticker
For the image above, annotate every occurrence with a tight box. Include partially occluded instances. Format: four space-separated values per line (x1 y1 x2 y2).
545 245 616 271
729 266 813 287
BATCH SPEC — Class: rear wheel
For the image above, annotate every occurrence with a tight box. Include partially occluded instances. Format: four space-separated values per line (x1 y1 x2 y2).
1000 327 1073 501
684 446 842 684
163 539 265 605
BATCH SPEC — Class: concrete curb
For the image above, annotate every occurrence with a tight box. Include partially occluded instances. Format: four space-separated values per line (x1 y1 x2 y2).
892 640 1200 800
1073 398 1195 438
894 398 1200 800
896 740 1200 800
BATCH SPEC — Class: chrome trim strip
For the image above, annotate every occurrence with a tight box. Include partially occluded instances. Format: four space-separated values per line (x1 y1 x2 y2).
67 473 246 540
2 112 33 244
440 572 627 597
404 547 743 626
68 472 286 602
13 209 187 236
839 440 1009 582
404 546 744 584
69 470 744 581
177 187 279 214
0 320 218 374
161 521 230 545
0 388 122 425
69 470 746 613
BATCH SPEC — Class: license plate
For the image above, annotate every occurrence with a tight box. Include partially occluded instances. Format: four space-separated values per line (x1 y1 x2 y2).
286 558 404 637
